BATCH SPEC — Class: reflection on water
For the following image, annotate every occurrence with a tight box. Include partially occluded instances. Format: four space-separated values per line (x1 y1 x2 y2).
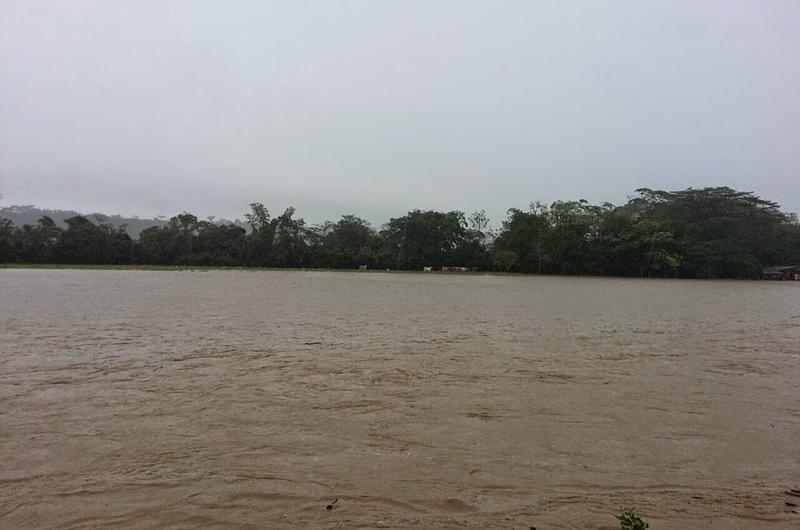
1 269 799 529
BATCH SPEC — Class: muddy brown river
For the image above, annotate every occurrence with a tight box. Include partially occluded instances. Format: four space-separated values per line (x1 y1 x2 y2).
1 268 799 529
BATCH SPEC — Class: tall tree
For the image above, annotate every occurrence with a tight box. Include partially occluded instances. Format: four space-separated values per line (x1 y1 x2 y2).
381 210 477 269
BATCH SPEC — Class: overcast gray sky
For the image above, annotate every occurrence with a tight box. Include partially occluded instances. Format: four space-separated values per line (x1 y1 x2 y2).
1 0 798 225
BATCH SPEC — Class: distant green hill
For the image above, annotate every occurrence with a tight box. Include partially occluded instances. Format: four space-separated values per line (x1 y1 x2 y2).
0 205 245 239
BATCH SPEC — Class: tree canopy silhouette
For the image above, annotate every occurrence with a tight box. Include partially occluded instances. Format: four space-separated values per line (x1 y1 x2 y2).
1 187 798 279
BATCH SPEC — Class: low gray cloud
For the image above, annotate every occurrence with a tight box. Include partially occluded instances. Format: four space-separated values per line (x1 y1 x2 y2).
1 0 798 225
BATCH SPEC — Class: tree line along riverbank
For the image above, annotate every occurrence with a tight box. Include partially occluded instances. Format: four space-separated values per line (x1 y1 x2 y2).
2 187 799 279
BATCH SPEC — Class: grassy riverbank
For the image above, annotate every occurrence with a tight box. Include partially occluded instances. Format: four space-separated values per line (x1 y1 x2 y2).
0 263 481 275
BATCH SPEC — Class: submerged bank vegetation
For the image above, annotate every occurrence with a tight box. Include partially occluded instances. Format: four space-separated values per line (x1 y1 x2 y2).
1 187 799 279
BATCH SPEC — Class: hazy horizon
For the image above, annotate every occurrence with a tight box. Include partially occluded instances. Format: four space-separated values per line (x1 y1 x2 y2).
1 184 797 231
2 1 799 225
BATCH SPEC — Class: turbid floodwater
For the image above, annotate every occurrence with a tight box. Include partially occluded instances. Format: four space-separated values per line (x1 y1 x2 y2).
1 268 799 529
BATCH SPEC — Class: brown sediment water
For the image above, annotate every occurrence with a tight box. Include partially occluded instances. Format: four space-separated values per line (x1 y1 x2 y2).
0 268 798 529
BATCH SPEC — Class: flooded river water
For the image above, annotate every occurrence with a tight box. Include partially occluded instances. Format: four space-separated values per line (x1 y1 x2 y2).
1 268 799 529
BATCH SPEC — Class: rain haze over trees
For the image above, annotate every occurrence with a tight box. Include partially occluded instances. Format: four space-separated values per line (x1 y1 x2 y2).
2 187 798 279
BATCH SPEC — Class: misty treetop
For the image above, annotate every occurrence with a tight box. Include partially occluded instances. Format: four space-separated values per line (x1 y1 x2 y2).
1 187 798 279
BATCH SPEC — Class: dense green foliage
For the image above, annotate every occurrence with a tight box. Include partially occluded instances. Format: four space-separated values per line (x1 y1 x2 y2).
2 187 798 278
616 509 649 530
